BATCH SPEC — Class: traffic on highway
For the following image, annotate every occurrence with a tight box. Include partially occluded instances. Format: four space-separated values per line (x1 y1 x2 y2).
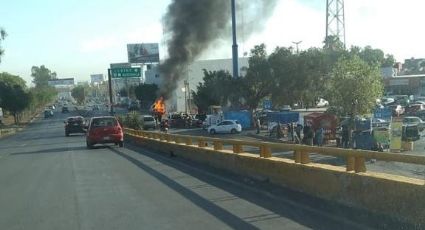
1 0 425 229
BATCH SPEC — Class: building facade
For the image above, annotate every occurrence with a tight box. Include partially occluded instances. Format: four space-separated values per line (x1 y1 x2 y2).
144 57 249 113
384 75 425 96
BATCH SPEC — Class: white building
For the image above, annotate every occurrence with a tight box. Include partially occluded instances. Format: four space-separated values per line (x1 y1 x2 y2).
144 57 249 113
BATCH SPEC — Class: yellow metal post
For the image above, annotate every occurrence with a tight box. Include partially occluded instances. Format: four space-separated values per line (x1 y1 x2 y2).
300 151 310 164
198 139 206 147
214 141 223 150
260 145 272 158
355 157 366 173
294 150 302 163
346 156 355 171
233 144 243 153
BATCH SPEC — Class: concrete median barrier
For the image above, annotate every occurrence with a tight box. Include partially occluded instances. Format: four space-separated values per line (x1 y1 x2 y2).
126 130 425 227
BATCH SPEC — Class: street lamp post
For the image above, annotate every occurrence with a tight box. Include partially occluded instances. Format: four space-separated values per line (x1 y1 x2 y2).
231 0 239 78
292 41 302 54
182 84 187 114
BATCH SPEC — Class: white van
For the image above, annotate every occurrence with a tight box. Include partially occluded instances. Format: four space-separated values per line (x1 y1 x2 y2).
0 107 3 124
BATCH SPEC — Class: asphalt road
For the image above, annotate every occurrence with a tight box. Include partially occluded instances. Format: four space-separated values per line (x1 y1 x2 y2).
0 108 406 230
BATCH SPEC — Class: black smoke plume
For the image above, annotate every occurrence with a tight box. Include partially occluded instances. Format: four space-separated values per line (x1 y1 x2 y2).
159 0 278 99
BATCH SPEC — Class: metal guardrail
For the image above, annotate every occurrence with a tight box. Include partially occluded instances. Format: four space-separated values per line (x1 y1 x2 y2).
124 128 425 174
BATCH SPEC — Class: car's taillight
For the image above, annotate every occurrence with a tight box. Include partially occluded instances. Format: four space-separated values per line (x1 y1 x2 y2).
115 126 122 134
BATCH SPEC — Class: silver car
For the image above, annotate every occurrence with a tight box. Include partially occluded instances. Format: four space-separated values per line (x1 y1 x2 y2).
141 115 157 130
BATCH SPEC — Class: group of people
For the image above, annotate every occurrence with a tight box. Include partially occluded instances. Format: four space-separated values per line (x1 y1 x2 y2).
256 117 325 146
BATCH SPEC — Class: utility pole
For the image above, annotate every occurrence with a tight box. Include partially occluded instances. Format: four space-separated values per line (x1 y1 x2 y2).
108 69 114 115
326 0 346 47
231 0 239 78
292 41 302 54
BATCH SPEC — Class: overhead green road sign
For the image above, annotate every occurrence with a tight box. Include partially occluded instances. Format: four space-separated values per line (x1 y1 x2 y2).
111 67 141 78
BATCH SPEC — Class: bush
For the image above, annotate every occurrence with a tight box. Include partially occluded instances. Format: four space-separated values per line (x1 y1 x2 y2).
121 111 142 130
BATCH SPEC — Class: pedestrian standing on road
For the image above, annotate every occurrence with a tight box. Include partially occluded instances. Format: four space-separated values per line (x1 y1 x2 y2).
287 123 294 142
296 124 303 143
342 125 349 148
291 123 295 142
276 122 283 139
256 117 261 134
316 127 324 146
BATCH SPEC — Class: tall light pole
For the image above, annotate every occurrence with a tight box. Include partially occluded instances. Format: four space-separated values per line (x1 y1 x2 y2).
326 0 346 47
231 0 239 78
292 41 302 54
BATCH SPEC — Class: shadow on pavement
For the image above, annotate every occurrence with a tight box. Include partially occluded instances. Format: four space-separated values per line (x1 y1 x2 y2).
109 145 363 230
112 142 414 230
109 147 260 230
11 146 87 156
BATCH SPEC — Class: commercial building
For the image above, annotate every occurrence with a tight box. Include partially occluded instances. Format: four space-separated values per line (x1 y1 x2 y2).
383 74 425 96
145 57 249 113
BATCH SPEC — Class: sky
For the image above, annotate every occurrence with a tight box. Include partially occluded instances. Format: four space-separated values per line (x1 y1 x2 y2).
1 0 425 85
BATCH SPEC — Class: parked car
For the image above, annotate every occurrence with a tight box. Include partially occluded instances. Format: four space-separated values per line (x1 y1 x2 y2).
64 116 86 136
405 104 425 116
86 116 124 148
403 116 425 131
62 106 69 113
128 102 140 111
280 105 292 111
44 109 54 118
316 98 329 108
415 110 425 120
372 118 389 128
92 105 100 111
140 115 156 130
381 97 395 105
208 120 242 134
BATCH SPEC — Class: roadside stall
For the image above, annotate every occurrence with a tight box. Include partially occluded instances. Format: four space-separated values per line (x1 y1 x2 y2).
352 118 375 150
266 112 299 138
304 112 338 141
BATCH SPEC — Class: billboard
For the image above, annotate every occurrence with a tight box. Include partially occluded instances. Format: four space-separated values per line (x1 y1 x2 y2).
127 43 160 63
48 78 74 86
90 74 104 84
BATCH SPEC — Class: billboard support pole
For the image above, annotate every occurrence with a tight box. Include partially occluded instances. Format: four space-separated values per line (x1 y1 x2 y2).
108 69 114 116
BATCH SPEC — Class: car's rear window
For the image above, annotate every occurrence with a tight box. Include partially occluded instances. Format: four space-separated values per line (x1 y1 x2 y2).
68 117 83 124
92 118 117 127
144 117 154 122
235 121 240 124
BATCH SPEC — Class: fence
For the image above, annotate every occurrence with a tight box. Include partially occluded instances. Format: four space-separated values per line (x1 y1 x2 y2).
124 128 425 174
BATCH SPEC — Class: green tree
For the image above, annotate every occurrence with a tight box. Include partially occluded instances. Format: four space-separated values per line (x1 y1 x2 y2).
323 35 345 51
240 44 274 111
134 84 159 108
349 46 395 68
0 28 6 63
71 86 85 105
31 65 57 87
0 73 31 124
327 55 383 118
192 70 233 113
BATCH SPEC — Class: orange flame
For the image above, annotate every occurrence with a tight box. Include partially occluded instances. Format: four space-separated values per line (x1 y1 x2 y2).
153 97 166 116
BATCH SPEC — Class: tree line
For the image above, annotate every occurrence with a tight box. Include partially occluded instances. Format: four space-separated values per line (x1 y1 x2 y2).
193 36 390 118
0 65 57 124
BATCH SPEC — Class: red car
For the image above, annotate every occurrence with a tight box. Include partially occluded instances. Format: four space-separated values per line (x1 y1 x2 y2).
86 116 124 148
